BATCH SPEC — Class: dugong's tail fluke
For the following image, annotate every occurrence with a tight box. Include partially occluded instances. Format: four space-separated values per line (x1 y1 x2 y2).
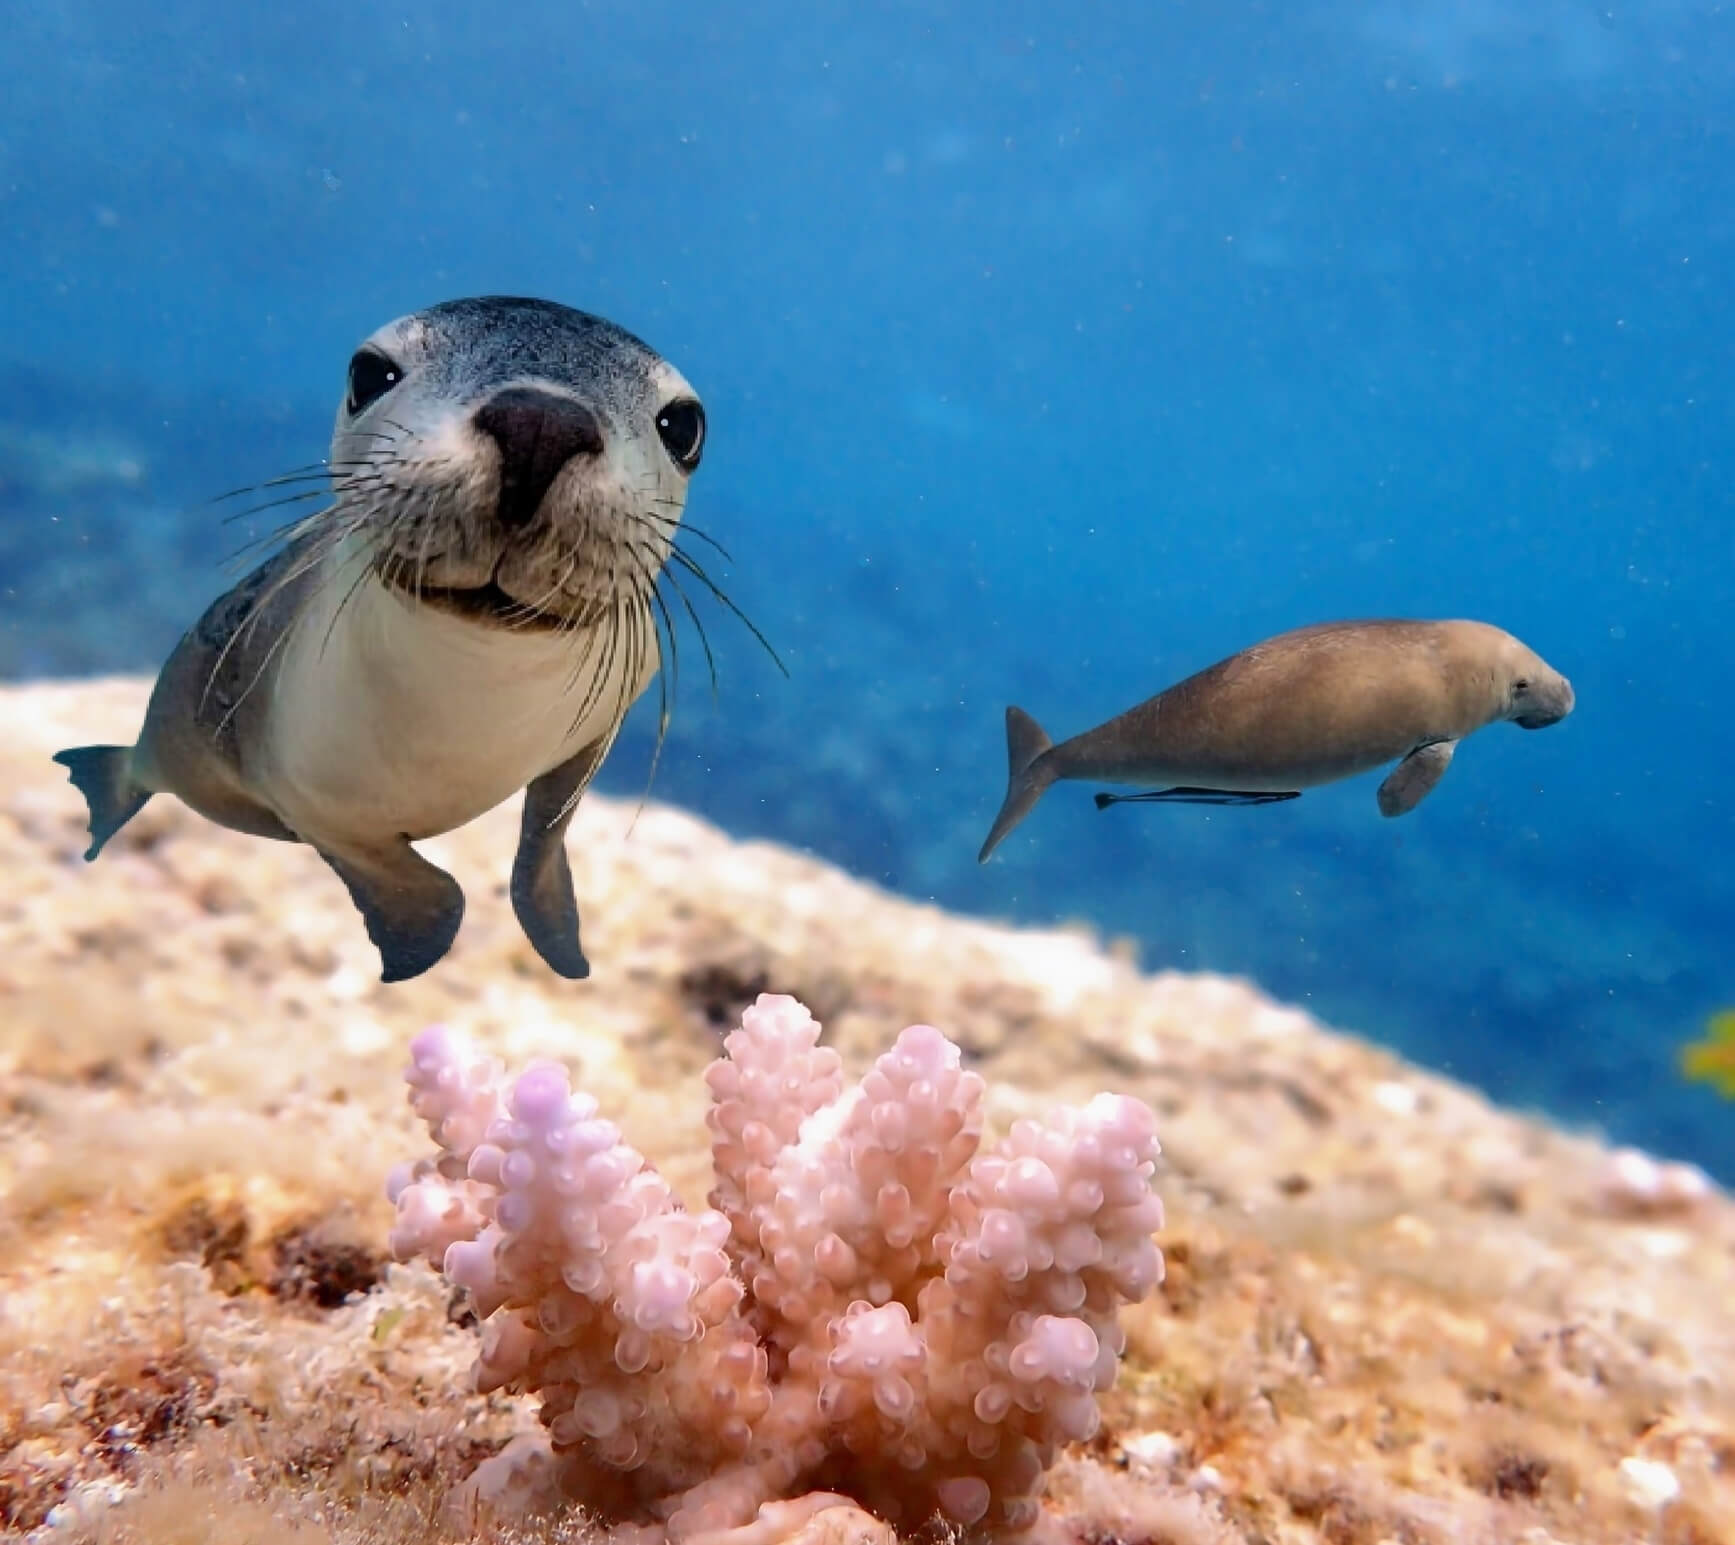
52 745 153 861
977 705 1058 863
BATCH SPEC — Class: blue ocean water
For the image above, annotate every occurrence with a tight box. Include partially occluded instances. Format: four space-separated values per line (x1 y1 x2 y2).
2 2 1731 1176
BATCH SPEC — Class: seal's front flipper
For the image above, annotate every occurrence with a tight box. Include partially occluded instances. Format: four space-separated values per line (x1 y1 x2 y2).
319 839 466 983
52 744 154 860
511 741 608 980
1377 740 1457 818
1094 786 1301 809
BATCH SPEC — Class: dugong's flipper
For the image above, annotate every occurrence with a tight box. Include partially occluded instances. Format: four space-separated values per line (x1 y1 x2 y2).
1377 739 1458 818
319 839 466 982
510 740 609 981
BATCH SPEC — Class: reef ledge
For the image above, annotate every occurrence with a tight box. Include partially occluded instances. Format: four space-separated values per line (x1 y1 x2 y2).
1 678 1730 1545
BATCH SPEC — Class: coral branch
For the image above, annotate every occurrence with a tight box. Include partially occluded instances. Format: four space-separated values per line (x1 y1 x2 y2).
385 995 1165 1541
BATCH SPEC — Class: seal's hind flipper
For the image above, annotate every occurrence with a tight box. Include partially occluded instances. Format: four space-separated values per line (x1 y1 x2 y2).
52 744 154 859
511 740 609 980
1377 739 1457 818
319 839 465 983
1094 787 1301 809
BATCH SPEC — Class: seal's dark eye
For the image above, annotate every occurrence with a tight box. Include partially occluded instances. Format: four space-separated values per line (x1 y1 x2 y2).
655 398 705 472
347 349 403 416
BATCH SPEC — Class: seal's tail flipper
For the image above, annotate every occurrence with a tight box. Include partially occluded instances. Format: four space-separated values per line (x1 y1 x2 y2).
977 705 1057 863
51 745 153 860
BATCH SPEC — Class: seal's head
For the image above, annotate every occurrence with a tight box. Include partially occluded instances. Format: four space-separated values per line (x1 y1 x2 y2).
326 296 705 629
1494 631 1576 730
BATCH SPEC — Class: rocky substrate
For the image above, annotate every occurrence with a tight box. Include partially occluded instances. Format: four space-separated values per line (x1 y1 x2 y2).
1 679 1730 1545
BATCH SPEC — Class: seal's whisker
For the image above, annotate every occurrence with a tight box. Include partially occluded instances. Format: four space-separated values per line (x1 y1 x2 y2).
616 598 668 839
319 536 388 659
410 493 442 606
626 537 676 651
211 458 405 582
387 505 435 605
655 562 720 701
225 499 394 721
664 544 787 677
615 548 686 819
509 552 583 632
491 538 581 631
219 503 336 568
559 596 614 710
207 459 385 504
222 476 402 567
214 593 306 738
200 526 349 717
297 498 388 615
647 581 679 730
586 598 633 723
610 586 654 730
564 617 613 735
613 506 779 680
212 481 398 559
372 415 420 451
614 543 679 724
219 485 352 531
326 513 411 645
633 506 737 565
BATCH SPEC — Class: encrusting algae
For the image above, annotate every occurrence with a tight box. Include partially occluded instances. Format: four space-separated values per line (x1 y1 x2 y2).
2 678 1734 1545
1682 1010 1735 1101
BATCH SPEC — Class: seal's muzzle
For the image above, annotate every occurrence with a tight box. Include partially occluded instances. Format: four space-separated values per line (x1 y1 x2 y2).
474 387 605 529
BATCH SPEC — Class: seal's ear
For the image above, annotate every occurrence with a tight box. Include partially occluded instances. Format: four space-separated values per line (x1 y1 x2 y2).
1377 739 1457 818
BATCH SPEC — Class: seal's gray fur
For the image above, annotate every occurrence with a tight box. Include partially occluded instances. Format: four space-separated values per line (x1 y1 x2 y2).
55 296 712 982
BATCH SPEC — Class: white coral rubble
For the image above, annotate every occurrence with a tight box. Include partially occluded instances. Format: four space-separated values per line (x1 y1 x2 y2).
386 993 1165 1540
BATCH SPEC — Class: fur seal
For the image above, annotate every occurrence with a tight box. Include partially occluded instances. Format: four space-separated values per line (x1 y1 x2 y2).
978 618 1575 862
54 296 727 982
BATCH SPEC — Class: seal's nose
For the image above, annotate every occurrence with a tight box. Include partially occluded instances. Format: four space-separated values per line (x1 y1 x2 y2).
473 387 604 528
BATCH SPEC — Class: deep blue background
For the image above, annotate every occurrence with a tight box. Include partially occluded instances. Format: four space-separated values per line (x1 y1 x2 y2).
4 1 1732 1174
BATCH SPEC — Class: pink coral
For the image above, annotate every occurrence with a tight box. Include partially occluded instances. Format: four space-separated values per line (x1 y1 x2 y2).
386 993 1165 1541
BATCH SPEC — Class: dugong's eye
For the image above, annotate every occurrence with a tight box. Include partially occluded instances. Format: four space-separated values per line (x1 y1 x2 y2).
655 398 706 473
347 348 403 416
1513 678 1531 693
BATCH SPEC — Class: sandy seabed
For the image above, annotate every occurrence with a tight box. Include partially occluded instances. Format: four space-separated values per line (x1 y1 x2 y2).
1 678 1731 1545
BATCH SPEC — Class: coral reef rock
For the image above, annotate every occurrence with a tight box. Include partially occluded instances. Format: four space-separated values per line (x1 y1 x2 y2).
1 677 1733 1545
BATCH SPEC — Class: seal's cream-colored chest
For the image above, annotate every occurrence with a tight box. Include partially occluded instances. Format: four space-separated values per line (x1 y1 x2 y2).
259 555 654 843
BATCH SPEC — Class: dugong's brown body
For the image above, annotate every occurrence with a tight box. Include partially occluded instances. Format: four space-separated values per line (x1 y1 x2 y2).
978 619 1575 862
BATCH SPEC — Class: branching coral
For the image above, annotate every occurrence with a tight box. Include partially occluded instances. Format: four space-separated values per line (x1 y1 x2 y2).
385 993 1165 1542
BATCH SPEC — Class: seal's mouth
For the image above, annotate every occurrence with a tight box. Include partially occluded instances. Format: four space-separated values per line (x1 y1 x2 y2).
378 562 571 632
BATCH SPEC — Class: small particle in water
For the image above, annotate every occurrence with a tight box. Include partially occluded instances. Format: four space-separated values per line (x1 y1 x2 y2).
321 169 342 192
